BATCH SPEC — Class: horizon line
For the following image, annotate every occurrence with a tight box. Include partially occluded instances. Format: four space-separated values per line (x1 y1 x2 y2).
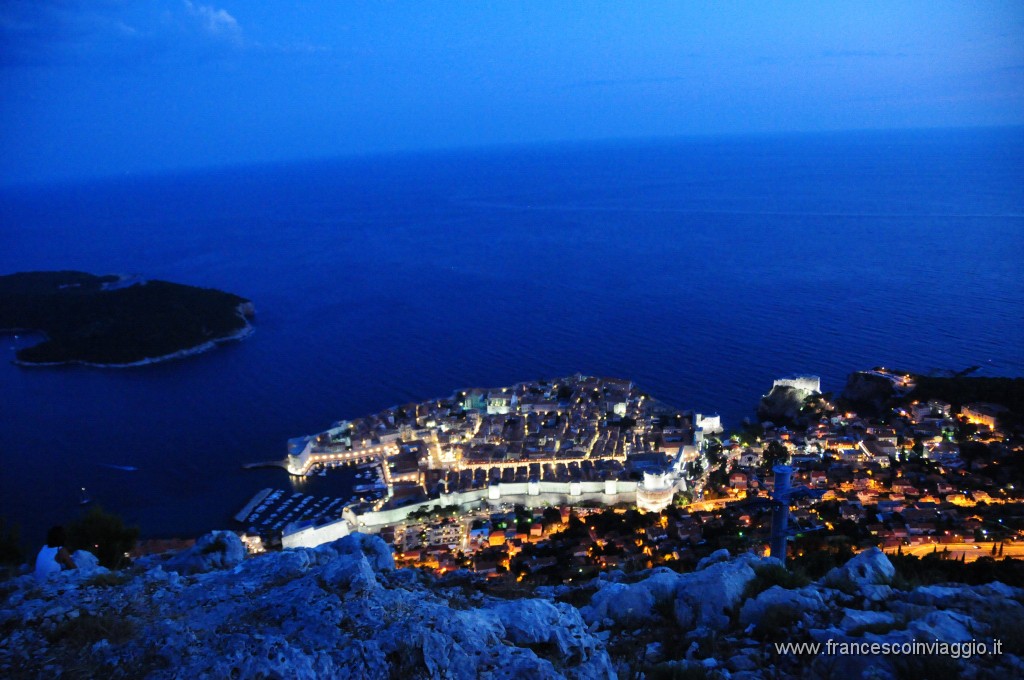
3 122 1023 192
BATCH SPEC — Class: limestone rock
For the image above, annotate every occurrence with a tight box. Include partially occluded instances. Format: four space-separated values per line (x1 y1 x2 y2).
837 608 898 633
822 547 894 590
674 552 759 630
6 534 1024 679
696 548 731 571
162 530 246 575
582 581 656 627
0 532 612 679
739 585 827 627
70 550 103 574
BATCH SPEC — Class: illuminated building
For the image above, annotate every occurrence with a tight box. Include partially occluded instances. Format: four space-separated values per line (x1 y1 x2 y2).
636 469 674 513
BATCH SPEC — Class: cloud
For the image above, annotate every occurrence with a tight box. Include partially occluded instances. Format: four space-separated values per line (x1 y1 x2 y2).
183 1 242 44
115 21 138 37
178 3 333 56
0 1 328 69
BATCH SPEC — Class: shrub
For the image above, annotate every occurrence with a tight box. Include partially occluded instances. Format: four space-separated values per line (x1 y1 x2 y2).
891 653 961 679
46 612 136 647
67 506 139 569
754 604 803 641
85 571 133 588
742 562 811 601
0 517 24 566
646 662 709 680
654 595 676 620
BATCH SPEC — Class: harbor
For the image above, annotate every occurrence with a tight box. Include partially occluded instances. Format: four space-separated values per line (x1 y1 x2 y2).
235 489 349 534
235 466 388 537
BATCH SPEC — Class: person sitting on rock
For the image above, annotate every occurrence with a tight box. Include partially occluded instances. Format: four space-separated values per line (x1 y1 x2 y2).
34 526 76 579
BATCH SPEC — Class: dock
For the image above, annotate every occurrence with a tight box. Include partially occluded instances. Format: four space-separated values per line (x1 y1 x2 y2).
235 488 273 522
235 489 350 533
242 459 289 470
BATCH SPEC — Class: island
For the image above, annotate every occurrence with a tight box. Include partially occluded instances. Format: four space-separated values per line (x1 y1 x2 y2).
0 271 254 366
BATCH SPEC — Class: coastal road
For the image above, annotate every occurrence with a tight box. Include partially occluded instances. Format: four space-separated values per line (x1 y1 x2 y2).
889 541 1024 563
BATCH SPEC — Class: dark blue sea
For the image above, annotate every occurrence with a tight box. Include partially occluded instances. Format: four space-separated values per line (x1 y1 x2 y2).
2 128 1022 547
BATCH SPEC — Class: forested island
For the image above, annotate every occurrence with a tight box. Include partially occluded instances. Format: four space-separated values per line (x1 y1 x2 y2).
0 271 254 366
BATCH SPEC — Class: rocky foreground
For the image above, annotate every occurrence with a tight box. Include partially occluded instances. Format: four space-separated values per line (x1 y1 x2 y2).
2 532 1022 679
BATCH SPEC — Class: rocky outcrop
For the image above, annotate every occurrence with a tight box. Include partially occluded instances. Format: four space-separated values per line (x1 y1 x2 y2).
841 371 898 415
672 552 760 630
156 529 247 575
0 533 613 679
738 584 828 627
3 536 1023 679
757 385 810 425
576 547 1023 678
579 550 764 632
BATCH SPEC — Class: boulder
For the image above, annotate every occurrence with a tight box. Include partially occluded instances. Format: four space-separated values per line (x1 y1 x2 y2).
906 610 977 643
674 553 759 630
329 532 395 572
696 548 731 571
581 568 684 627
860 584 893 603
492 598 614 676
822 548 894 590
6 532 1024 679
70 550 107 578
582 581 656 627
0 530 614 679
838 608 899 634
163 530 246 575
739 585 827 627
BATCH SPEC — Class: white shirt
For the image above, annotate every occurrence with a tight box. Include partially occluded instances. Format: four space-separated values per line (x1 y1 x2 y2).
34 545 62 579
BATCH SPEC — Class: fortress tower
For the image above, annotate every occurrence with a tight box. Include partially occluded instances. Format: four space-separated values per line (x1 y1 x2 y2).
636 468 674 513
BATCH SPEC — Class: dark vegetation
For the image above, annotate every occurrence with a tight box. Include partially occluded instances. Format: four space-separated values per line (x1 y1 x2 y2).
0 271 251 365
761 440 790 471
788 543 1024 589
0 517 24 566
67 506 139 570
840 369 1024 422
46 611 137 646
405 504 461 521
910 375 1024 411
887 553 1024 589
908 375 1024 425
200 537 227 555
742 562 811 600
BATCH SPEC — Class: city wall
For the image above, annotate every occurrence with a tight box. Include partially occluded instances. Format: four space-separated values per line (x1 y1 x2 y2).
284 478 641 547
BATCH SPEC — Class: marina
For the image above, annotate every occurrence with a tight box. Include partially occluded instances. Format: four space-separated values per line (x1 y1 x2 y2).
235 465 388 536
235 489 349 534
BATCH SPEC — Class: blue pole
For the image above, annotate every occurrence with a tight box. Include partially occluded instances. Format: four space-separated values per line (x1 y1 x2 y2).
770 465 793 564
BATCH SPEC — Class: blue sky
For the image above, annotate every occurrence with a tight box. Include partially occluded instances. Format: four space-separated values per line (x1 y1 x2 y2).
2 1 1022 184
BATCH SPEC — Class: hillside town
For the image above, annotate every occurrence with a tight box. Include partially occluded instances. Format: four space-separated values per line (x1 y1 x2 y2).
236 370 1024 584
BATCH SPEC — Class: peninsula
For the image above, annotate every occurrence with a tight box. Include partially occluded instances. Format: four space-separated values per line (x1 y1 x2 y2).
0 271 254 366
236 369 1023 585
239 374 719 548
